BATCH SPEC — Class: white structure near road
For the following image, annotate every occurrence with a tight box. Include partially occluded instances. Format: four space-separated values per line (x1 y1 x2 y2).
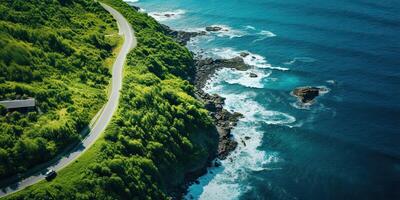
0 98 36 110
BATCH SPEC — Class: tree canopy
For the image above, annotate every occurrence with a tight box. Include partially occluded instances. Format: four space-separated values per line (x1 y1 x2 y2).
4 0 218 199
0 0 119 179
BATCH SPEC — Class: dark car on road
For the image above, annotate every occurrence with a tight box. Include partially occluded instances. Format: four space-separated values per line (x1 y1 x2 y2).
45 169 57 181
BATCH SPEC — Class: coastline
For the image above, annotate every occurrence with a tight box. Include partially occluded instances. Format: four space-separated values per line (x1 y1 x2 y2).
125 4 289 199
113 5 309 198
160 24 248 198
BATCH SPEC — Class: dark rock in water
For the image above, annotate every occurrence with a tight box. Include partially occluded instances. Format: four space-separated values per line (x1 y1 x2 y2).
183 51 251 195
194 89 243 160
206 26 223 32
195 180 200 184
231 112 244 120
241 139 246 147
293 86 324 103
244 136 251 140
249 73 258 78
214 160 221 167
194 56 251 90
160 24 206 45
218 138 238 160
130 5 140 11
214 57 249 71
240 52 250 57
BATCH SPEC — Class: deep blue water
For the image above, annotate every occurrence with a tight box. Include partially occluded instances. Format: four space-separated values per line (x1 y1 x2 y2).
126 0 400 199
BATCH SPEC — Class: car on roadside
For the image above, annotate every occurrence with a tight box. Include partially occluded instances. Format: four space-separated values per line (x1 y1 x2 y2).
45 169 57 181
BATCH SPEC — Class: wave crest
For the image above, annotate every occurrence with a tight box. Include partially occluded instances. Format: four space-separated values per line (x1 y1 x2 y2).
148 9 186 22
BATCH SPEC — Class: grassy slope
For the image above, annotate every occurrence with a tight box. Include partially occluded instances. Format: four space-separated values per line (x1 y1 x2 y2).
0 0 121 179
5 0 218 199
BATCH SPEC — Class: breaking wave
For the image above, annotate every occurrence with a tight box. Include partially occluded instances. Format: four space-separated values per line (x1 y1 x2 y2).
148 9 186 22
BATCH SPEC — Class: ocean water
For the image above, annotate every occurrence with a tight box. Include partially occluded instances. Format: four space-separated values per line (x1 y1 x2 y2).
125 0 400 199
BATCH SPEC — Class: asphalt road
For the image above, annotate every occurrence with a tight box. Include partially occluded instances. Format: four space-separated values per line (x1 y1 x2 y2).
0 3 136 197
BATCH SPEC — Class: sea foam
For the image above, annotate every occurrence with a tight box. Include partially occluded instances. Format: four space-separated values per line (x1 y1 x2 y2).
210 68 271 89
123 0 139 3
204 24 246 39
244 25 256 30
186 88 294 199
284 57 317 65
182 22 294 200
211 47 289 71
252 30 277 43
148 9 186 22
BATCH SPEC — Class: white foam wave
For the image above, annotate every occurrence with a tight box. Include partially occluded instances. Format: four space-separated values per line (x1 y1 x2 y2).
148 9 186 22
244 25 256 30
326 79 336 85
186 46 295 200
123 0 139 3
205 24 246 39
252 30 277 43
186 90 294 199
284 57 316 65
259 30 277 37
210 68 271 88
211 48 289 71
318 85 331 95
216 93 296 125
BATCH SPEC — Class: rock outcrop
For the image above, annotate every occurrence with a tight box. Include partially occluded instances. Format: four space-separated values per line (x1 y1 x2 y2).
195 90 242 160
240 52 250 57
161 24 206 45
293 86 327 103
205 26 223 32
192 56 251 159
249 73 258 78
194 56 251 89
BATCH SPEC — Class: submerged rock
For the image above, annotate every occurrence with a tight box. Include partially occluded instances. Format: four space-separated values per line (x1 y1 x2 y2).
240 52 250 57
293 86 326 103
249 73 258 78
214 160 221 167
205 26 223 32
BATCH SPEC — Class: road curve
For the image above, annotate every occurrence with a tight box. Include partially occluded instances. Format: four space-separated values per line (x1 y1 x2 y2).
0 3 136 197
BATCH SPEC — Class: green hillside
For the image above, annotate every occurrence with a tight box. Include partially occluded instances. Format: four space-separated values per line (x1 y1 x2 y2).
0 0 120 179
4 0 218 199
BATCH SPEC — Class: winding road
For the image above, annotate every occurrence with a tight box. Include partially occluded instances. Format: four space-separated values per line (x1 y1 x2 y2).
0 3 136 197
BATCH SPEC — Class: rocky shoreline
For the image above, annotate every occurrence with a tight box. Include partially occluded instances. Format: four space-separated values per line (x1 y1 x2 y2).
195 90 242 160
160 23 252 161
155 18 248 198
161 24 206 45
193 54 255 160
194 56 251 89
176 57 249 198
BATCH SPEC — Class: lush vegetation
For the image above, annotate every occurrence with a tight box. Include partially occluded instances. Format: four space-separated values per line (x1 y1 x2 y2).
0 0 120 179
5 0 218 199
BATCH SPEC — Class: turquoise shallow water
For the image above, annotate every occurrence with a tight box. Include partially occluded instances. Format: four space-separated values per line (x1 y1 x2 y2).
126 0 400 199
